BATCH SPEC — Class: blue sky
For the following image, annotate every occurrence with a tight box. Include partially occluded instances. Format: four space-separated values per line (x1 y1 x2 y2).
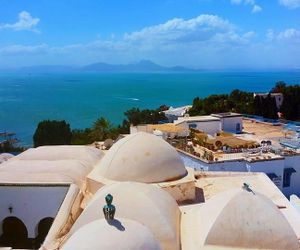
0 0 299 69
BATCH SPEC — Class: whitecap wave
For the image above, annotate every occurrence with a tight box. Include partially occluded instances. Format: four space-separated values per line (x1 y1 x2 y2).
115 97 139 101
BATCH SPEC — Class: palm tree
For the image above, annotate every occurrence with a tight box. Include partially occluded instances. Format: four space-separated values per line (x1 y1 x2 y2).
90 117 113 141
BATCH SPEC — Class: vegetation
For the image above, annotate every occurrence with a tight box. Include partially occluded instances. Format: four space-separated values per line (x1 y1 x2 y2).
33 106 167 146
71 117 120 145
189 82 300 121
273 82 300 121
0 141 24 153
254 94 278 119
33 120 72 147
189 89 254 116
123 107 167 126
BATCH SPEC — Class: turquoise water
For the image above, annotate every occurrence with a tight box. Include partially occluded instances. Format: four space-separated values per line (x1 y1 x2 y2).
1 71 300 146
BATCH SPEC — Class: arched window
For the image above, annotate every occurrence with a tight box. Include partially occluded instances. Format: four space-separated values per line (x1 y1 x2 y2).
35 217 54 249
0 216 30 249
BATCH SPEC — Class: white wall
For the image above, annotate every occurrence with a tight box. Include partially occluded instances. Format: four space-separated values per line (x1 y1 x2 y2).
178 121 221 135
282 155 300 197
249 160 284 189
221 116 243 133
0 185 69 238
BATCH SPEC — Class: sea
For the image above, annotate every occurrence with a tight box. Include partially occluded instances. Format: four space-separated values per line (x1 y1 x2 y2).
1 71 300 147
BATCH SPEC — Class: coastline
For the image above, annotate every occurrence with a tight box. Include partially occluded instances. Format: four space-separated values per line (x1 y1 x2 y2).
1 71 300 146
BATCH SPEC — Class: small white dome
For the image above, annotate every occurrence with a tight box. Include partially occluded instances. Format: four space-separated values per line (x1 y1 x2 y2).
192 188 300 249
69 182 181 250
0 153 14 164
62 218 161 250
90 132 187 183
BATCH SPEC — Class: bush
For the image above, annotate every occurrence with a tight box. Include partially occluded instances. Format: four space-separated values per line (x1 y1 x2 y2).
33 120 72 147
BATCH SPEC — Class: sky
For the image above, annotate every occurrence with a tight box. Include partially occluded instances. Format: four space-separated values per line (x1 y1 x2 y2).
0 0 299 69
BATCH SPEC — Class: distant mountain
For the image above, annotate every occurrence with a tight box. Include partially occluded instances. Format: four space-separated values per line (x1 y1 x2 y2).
82 60 198 72
10 60 199 73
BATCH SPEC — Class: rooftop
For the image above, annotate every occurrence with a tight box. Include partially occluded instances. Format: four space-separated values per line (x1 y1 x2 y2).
175 115 220 124
148 123 187 133
211 112 242 118
1 134 300 250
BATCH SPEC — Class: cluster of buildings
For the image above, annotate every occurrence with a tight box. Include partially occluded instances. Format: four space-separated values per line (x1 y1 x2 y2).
1 99 300 249
131 106 300 199
1 132 300 249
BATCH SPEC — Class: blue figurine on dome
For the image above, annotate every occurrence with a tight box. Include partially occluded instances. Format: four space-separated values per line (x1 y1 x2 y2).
103 194 116 221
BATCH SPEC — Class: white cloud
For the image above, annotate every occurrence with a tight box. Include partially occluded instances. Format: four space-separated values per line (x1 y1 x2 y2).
230 0 262 13
266 29 275 40
123 14 248 46
279 0 300 8
265 28 300 42
0 44 48 55
252 4 262 12
0 11 40 32
1 16 299 69
278 28 300 41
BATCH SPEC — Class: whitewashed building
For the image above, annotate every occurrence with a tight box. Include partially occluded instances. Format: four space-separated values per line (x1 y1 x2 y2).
174 113 243 135
174 115 222 135
163 105 192 122
211 112 243 134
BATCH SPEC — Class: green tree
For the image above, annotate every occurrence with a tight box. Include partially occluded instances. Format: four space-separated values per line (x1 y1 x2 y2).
279 84 300 120
88 117 119 141
188 97 205 116
124 107 166 126
33 120 72 147
271 81 286 93
71 128 92 145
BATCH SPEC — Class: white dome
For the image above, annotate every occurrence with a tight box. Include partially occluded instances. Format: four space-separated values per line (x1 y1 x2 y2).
69 182 181 250
0 153 14 164
13 145 103 167
62 218 161 250
0 159 91 187
91 132 187 183
189 188 300 249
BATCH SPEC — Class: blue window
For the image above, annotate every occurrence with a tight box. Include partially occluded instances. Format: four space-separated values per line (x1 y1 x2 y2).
283 168 296 188
266 173 278 180
236 123 241 132
189 123 197 129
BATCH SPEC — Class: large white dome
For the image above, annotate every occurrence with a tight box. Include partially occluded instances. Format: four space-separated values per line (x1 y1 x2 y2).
68 182 181 250
90 132 187 183
62 218 161 250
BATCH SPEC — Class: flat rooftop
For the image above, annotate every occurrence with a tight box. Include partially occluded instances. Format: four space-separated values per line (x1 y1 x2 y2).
242 118 296 148
211 112 242 118
175 115 220 124
193 171 286 203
